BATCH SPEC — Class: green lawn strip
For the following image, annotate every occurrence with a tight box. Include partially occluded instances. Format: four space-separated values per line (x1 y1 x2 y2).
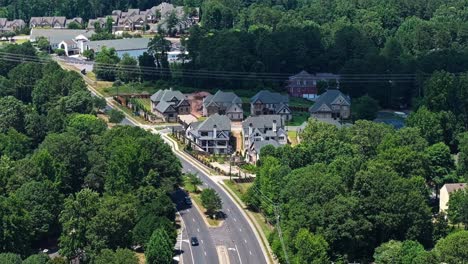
288 131 298 146
288 111 309 126
191 193 222 227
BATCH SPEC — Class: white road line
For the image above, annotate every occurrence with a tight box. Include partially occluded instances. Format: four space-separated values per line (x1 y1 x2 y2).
239 228 242 232
244 239 247 244
235 244 243 264
204 251 207 256
227 209 231 212
197 228 200 233
233 218 237 222
192 218 195 222
201 240 204 244
250 251 252 255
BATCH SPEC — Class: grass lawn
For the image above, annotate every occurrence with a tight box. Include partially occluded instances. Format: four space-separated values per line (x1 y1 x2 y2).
288 111 310 126
134 98 152 112
224 180 252 199
288 131 298 146
183 175 198 193
290 97 313 108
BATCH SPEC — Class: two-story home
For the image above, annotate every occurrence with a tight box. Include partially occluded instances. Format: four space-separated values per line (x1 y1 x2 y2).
287 71 340 100
150 89 191 122
0 19 26 32
242 115 287 163
309 89 351 119
202 90 243 121
186 114 232 154
29 17 66 28
250 90 292 121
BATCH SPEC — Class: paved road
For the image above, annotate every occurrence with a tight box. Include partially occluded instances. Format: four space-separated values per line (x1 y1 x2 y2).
179 155 267 264
103 105 267 264
172 189 219 264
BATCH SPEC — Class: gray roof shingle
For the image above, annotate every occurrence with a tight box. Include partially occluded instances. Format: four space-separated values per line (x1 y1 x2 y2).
155 100 175 113
30 28 95 45
309 89 351 113
87 38 150 53
253 139 280 152
196 114 231 131
203 90 242 107
251 90 289 104
150 89 186 102
242 115 283 130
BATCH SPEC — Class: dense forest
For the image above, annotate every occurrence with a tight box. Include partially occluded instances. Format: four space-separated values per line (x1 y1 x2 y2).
0 43 182 263
246 118 468 263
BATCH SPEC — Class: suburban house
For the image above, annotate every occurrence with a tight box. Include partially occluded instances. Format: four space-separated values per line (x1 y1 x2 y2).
29 17 67 28
117 15 146 31
309 89 351 119
287 71 340 100
30 28 95 50
0 19 26 32
202 91 243 121
242 115 287 163
185 114 232 154
65 17 83 28
439 183 467 212
250 90 292 121
150 89 191 122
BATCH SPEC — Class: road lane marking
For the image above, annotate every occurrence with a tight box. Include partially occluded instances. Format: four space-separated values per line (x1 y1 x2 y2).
197 228 200 233
239 228 242 232
201 240 204 244
204 251 207 256
250 251 252 255
235 244 243 264
233 218 237 222
244 239 247 244
192 218 195 222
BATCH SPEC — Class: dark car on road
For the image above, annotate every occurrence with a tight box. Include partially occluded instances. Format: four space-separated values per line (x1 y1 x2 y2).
191 237 199 246
185 197 192 205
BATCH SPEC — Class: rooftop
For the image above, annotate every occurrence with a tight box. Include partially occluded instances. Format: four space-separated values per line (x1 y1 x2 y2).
309 89 351 113
87 37 151 53
251 90 289 104
193 114 231 131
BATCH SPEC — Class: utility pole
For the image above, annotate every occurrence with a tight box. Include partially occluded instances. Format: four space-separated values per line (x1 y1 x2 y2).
275 205 290 264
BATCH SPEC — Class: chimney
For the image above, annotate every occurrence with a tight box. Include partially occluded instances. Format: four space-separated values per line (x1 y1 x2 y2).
249 123 253 136
213 124 217 139
273 120 277 132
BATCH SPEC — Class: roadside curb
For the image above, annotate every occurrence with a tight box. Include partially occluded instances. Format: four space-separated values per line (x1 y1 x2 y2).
163 134 274 264
219 181 277 264
189 192 224 228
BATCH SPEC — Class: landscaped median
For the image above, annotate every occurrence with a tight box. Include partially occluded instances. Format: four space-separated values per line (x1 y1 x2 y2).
182 175 223 227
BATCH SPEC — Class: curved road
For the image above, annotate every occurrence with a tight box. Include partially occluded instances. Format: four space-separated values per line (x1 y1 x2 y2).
176 147 267 264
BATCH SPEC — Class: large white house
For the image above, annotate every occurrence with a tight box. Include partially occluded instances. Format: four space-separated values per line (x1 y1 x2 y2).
185 114 232 154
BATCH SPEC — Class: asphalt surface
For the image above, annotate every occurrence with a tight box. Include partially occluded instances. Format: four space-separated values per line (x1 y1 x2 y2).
172 189 219 264
116 114 267 264
179 157 267 264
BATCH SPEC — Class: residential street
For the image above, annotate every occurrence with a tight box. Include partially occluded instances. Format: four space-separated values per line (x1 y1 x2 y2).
178 157 268 264
105 104 269 264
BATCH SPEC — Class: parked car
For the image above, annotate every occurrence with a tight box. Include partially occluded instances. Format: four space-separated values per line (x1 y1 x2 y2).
191 237 199 246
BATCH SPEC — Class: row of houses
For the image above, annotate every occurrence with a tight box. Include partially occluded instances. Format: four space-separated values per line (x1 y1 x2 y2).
88 3 198 32
152 89 350 124
1 2 198 33
150 88 351 161
30 17 83 29
0 18 26 32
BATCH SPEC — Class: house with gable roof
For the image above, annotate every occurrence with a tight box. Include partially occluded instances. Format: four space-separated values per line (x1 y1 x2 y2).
242 115 287 163
186 114 232 154
309 89 351 119
150 89 191 122
287 70 340 100
250 90 292 122
202 90 243 121
439 183 467 212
